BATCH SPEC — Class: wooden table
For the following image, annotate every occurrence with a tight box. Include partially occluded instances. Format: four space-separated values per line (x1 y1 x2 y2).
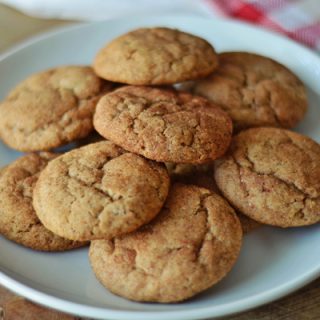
0 3 319 320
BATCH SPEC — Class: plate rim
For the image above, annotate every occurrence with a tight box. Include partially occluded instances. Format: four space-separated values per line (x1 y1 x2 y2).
1 262 320 320
2 13 320 68
1 13 320 320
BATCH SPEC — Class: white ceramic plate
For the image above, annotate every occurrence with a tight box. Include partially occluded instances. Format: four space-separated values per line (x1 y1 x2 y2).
0 15 320 320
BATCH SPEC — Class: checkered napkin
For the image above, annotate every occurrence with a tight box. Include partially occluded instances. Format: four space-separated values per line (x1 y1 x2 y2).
206 0 320 51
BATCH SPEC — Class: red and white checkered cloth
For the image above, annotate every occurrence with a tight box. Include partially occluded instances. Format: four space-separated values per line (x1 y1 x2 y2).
206 0 320 51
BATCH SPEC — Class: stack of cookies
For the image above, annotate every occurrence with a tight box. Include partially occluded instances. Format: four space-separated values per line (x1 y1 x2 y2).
0 27 319 303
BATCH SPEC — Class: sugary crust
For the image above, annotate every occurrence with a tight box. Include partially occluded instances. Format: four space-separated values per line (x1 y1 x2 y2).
93 27 218 85
33 141 170 241
89 184 242 302
0 66 112 151
191 52 307 131
0 153 85 251
215 127 320 227
94 86 232 163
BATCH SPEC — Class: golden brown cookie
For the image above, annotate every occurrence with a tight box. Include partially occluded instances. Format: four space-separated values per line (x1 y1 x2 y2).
214 127 320 227
166 163 261 233
0 66 113 152
0 153 84 251
93 27 218 85
189 52 307 132
33 141 170 241
89 184 242 303
94 86 232 163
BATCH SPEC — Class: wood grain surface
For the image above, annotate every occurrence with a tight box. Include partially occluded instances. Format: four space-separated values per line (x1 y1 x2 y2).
0 3 319 320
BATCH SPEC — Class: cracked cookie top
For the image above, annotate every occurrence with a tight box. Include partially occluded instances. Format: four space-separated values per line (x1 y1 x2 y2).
93 86 233 163
0 66 113 152
214 127 320 227
89 183 242 303
166 162 261 233
0 153 85 251
93 27 218 85
33 141 170 241
189 52 307 131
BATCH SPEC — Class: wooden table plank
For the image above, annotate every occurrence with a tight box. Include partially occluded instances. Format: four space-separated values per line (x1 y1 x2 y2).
223 277 320 320
0 4 71 52
0 4 319 319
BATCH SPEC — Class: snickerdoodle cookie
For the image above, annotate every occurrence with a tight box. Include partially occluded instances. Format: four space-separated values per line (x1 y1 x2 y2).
214 127 320 227
0 66 112 152
94 86 232 163
189 52 307 131
0 153 84 251
89 184 242 303
33 141 170 241
93 27 218 85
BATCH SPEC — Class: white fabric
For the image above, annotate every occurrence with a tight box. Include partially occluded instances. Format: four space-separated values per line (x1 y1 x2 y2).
0 0 216 21
269 3 316 29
